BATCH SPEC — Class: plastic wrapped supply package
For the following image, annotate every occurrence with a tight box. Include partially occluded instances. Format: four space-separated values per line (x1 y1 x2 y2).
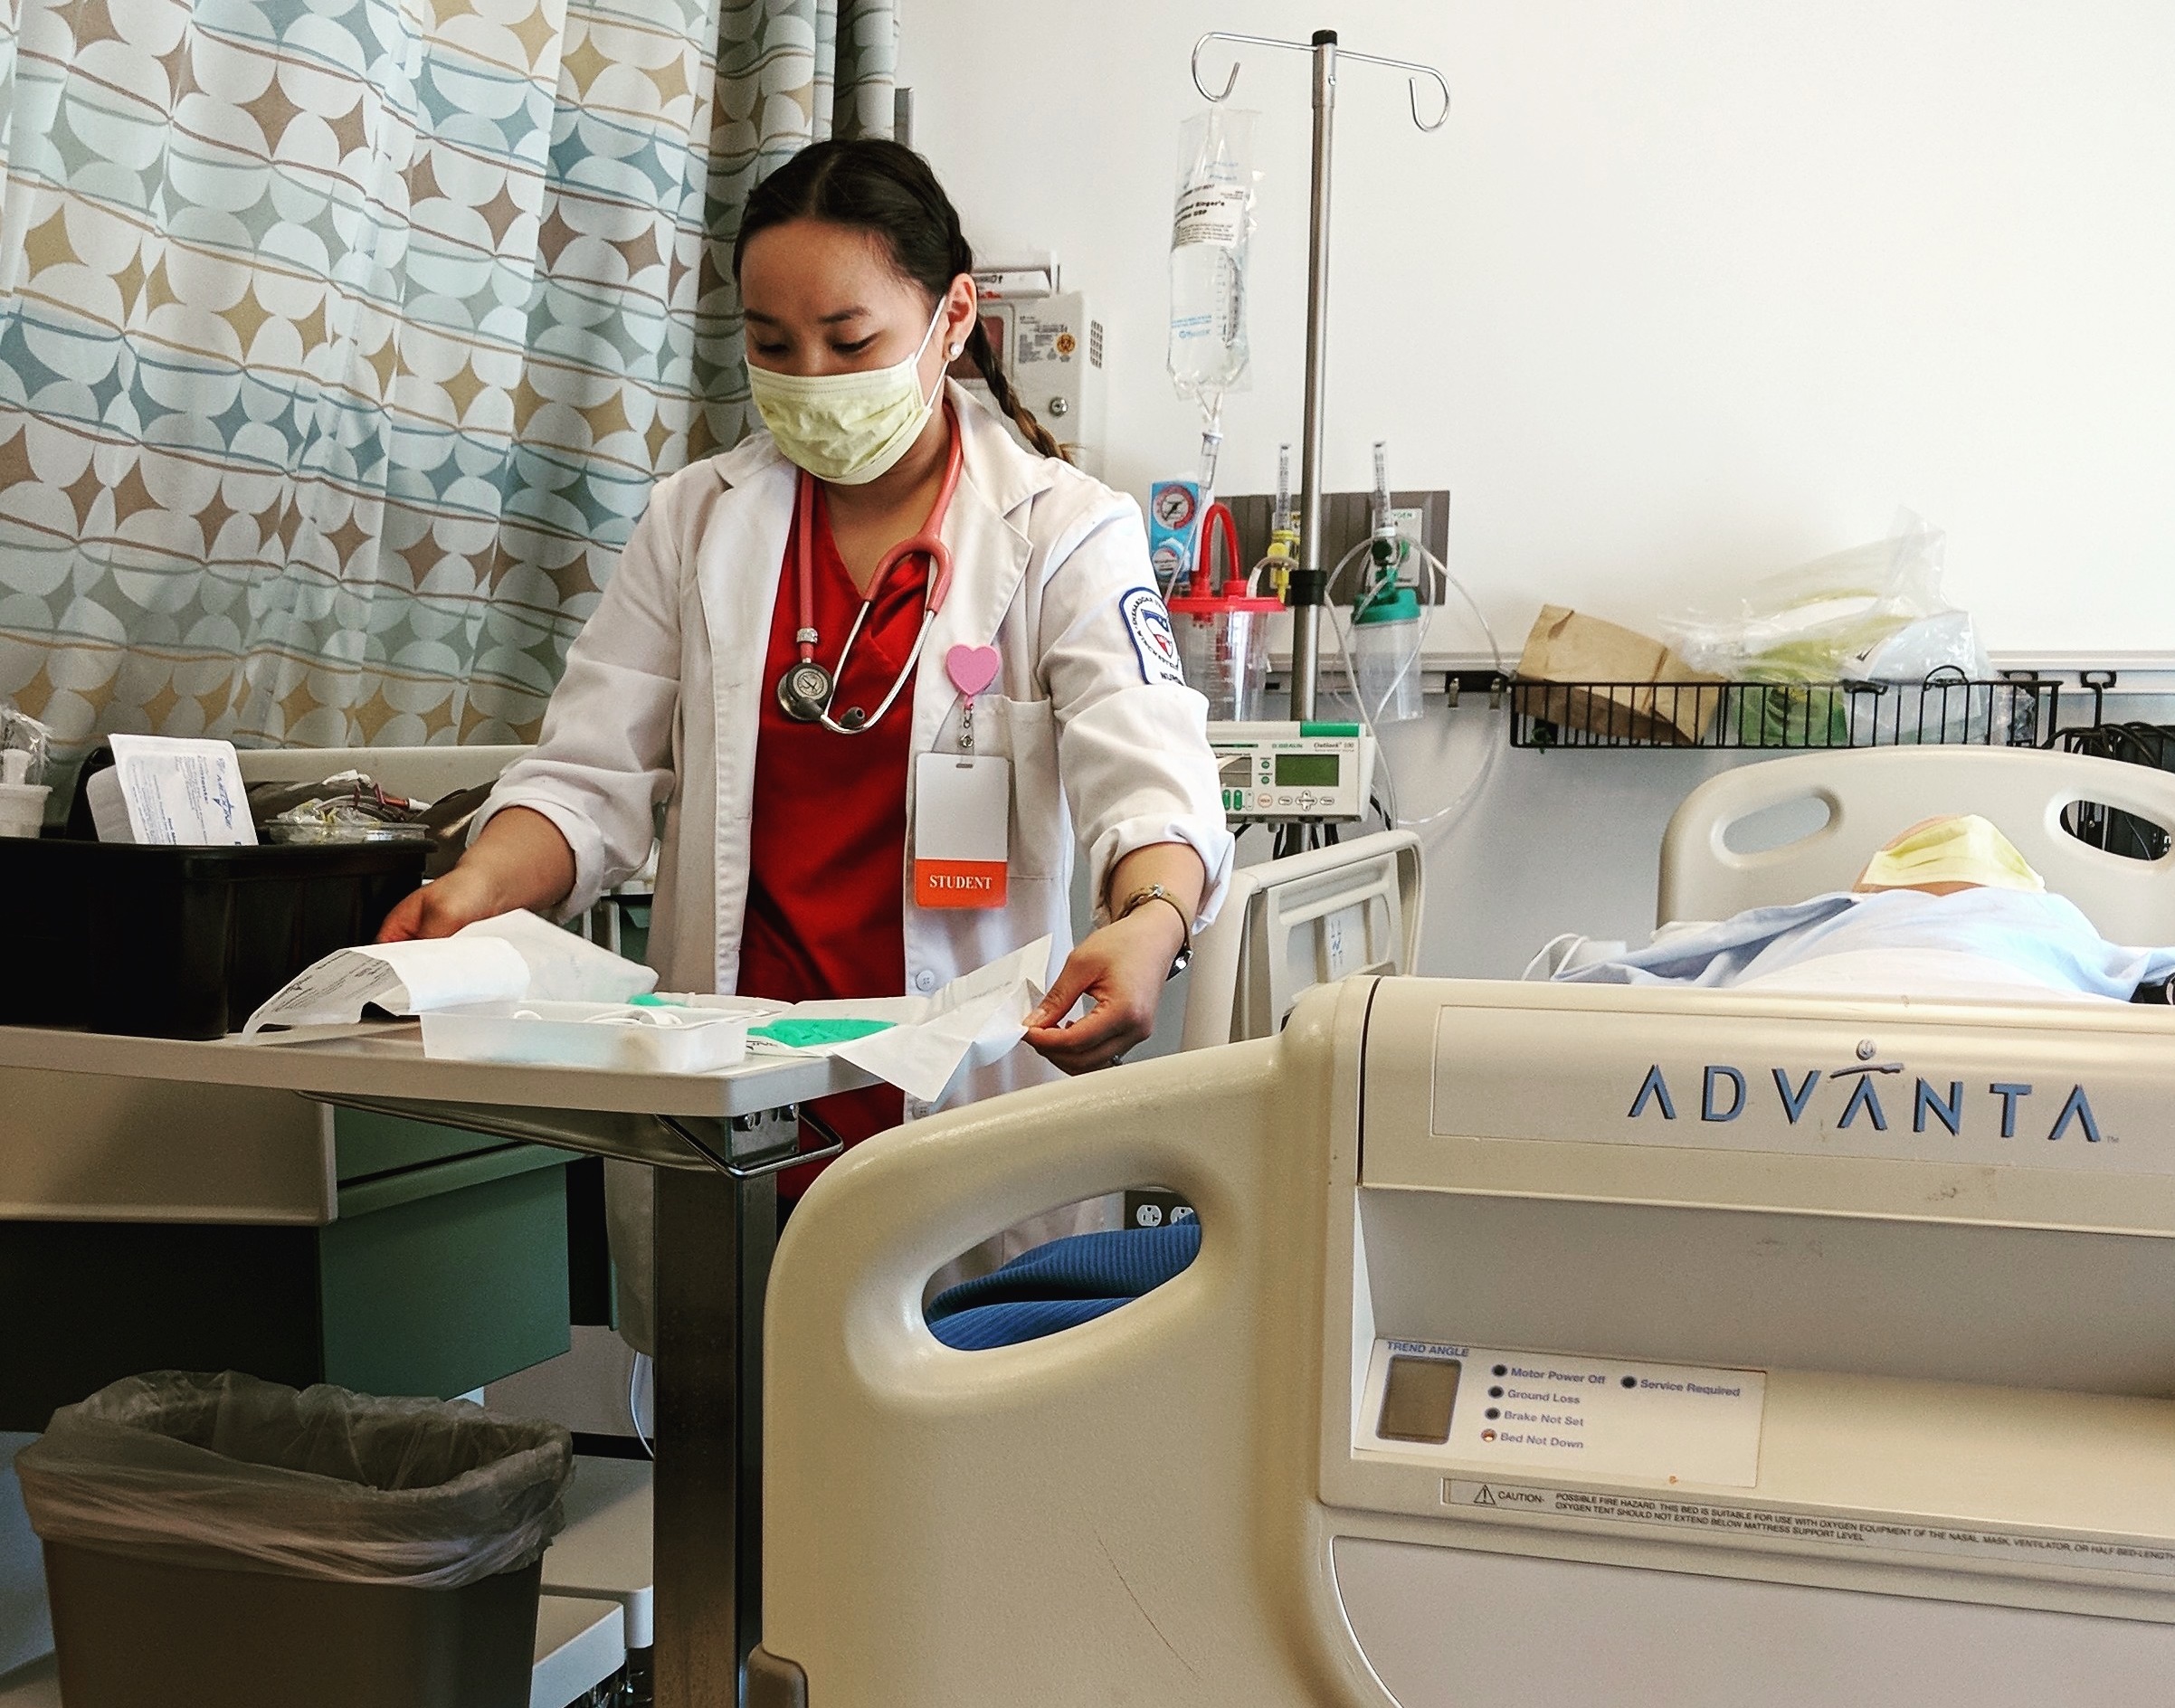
1665 517 1990 746
248 770 498 875
16 1371 575 1708
0 700 52 837
261 774 432 846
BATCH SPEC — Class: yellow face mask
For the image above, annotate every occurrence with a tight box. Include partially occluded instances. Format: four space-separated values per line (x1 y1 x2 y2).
745 299 947 487
1856 814 2046 895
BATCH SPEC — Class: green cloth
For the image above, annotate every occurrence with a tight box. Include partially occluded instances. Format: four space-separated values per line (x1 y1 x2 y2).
751 1018 897 1049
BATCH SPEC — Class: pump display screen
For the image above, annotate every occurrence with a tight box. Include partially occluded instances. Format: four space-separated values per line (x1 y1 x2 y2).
1274 753 1341 787
1378 1355 1461 1444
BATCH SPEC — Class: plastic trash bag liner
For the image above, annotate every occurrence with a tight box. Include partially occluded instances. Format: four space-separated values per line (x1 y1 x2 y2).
14 1372 573 1589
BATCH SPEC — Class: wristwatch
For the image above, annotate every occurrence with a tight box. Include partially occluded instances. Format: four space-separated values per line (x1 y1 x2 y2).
1118 883 1193 979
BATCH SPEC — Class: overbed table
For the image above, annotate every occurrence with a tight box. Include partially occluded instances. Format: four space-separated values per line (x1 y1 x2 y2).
0 1022 873 1708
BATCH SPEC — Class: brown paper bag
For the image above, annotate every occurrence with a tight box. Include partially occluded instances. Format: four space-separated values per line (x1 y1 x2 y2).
1515 605 1720 745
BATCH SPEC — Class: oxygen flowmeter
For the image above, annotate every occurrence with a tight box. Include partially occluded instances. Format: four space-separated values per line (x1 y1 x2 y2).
1349 441 1425 725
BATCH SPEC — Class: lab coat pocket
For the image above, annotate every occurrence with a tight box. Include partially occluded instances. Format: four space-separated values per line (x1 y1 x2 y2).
985 696 1062 881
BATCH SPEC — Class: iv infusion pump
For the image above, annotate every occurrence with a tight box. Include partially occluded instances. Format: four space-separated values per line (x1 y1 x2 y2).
1211 722 1377 823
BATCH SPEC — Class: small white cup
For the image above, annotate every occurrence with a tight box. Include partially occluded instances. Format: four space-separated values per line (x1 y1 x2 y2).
0 782 51 839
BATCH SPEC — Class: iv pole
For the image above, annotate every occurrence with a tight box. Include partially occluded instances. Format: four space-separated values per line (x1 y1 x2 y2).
1191 30 1450 723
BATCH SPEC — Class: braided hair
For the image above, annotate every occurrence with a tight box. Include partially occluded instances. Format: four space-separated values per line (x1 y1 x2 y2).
734 138 1068 462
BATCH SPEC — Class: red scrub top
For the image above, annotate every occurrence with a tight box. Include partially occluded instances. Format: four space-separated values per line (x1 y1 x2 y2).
740 482 927 1200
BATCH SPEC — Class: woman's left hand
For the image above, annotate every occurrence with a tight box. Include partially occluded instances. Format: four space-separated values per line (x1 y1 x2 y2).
1024 906 1186 1074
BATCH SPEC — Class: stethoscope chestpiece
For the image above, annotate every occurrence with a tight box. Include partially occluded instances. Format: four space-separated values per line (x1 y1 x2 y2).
775 413 965 737
776 659 833 724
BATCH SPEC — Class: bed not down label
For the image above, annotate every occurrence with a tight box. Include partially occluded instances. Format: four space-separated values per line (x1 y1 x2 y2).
1441 1481 2175 1580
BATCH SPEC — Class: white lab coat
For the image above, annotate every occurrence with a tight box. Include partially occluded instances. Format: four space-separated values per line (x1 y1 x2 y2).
479 385 1234 1347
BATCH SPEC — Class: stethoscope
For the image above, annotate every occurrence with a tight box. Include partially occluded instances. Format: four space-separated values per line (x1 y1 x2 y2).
774 411 964 735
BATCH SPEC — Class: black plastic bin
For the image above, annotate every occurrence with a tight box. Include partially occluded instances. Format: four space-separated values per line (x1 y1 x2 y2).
16 1372 574 1708
0 837 424 1038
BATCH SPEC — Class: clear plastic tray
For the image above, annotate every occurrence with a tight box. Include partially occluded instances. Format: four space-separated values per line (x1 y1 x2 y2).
265 821 432 847
420 1001 755 1074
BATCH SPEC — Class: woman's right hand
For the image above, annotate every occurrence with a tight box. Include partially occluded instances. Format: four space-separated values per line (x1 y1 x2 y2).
377 860 510 942
377 806 578 943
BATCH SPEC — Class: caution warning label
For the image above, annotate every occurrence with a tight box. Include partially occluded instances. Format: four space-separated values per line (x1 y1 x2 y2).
1442 1481 2175 1580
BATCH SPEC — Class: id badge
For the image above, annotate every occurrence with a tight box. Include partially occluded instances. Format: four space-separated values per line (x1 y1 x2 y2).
914 752 1010 909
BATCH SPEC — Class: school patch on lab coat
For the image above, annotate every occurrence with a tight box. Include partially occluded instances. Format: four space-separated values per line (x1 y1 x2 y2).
1121 587 1185 688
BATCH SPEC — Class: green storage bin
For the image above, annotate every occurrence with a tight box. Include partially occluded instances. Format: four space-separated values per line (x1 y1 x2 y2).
0 1113 574 1430
322 1142 573 1400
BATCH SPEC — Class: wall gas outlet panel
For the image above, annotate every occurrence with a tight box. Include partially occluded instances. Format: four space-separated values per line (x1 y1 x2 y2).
954 290 1106 473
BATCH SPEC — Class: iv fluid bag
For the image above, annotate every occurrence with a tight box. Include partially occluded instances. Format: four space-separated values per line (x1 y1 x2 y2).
1168 109 1257 415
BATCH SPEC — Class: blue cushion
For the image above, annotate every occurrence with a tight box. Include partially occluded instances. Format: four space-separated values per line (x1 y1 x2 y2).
925 1222 1201 1351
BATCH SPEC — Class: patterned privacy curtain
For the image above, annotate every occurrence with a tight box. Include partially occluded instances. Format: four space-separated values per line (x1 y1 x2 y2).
0 0 892 767
696 0 896 453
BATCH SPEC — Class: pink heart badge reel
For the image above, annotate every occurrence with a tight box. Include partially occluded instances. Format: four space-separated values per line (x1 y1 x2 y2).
946 643 1001 754
945 644 1001 699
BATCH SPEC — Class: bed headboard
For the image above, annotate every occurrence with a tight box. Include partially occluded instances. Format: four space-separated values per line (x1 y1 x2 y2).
1658 746 2175 942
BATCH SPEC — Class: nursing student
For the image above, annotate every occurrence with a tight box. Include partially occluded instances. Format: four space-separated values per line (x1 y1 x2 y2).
379 138 1233 1331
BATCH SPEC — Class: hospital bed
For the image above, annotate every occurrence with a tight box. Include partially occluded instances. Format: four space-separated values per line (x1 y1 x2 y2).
752 745 2175 1708
1181 829 1422 1049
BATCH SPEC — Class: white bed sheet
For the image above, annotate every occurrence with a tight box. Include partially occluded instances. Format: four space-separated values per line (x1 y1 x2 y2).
1550 887 2175 1004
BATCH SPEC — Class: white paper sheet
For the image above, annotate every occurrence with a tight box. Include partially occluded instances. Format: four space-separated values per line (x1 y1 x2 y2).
722 935 1053 1104
85 768 135 843
242 910 659 1034
242 915 1039 1098
460 909 660 1005
243 937 532 1033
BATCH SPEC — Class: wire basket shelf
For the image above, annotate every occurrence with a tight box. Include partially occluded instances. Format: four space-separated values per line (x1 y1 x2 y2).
1510 674 2060 752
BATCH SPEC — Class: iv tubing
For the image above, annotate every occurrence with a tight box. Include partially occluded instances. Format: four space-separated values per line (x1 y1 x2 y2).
1317 536 1505 838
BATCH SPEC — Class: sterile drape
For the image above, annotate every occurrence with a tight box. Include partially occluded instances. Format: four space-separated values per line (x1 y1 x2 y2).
0 0 892 765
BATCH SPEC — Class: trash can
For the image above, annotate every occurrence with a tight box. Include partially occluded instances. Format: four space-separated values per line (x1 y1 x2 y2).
14 1371 575 1708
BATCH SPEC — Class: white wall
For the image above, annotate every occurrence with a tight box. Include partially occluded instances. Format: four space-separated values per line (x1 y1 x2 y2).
901 0 2175 653
903 1 2175 979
